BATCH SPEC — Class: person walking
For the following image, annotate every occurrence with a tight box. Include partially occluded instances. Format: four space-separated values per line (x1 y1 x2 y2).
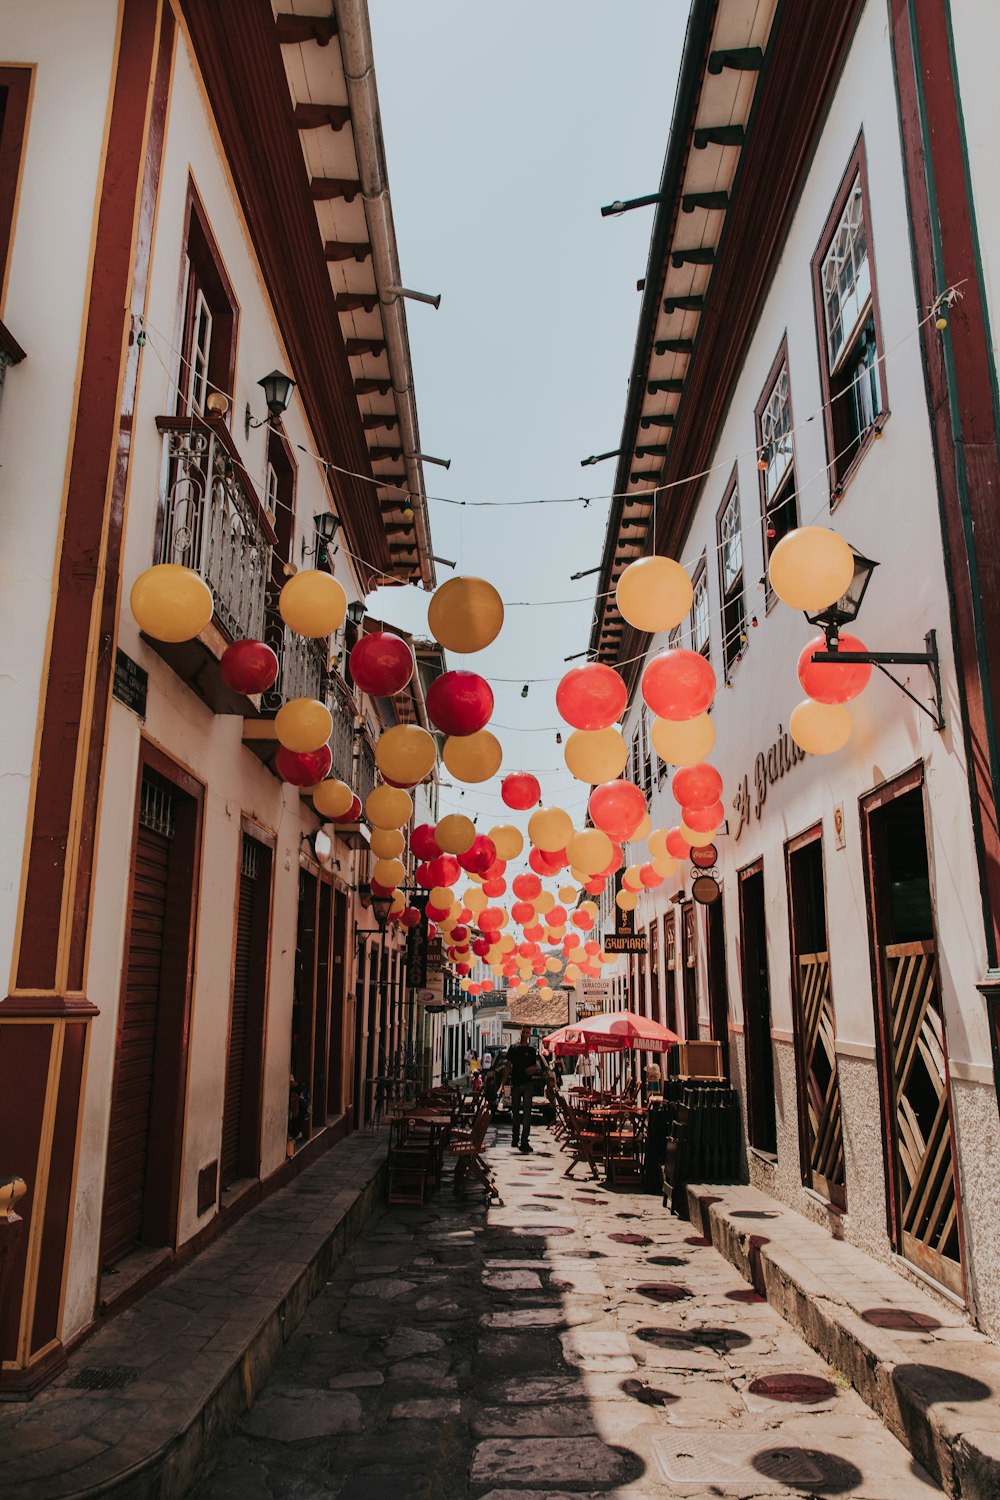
502 1026 542 1153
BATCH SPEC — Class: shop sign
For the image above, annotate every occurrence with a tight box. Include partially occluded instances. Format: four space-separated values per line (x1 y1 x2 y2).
113 649 147 717
406 893 429 986
690 843 717 869
605 896 647 954
692 874 721 905
732 723 807 840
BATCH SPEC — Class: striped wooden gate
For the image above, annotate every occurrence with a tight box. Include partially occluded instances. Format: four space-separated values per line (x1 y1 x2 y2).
796 952 845 1207
884 939 961 1294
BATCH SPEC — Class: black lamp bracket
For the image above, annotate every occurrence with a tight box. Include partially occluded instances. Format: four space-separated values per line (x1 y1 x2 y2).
810 629 944 731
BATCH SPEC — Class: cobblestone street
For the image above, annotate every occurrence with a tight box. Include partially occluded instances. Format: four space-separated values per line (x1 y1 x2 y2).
188 1127 939 1499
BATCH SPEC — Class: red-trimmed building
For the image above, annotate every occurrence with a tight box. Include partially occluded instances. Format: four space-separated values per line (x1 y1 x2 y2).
0 0 437 1395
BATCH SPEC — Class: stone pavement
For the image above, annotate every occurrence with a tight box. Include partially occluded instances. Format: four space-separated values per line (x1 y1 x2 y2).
187 1125 940 1499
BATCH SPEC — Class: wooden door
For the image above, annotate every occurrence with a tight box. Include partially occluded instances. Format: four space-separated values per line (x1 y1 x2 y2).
648 916 661 1024
663 912 678 1032
738 863 777 1153
220 831 271 1187
220 856 255 1187
681 904 698 1039
706 897 730 1073
328 888 349 1116
293 870 318 1131
787 830 845 1207
862 775 963 1296
312 881 333 1121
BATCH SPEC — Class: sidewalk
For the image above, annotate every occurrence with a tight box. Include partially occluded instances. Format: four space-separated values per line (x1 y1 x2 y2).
0 1131 387 1500
687 1181 1000 1499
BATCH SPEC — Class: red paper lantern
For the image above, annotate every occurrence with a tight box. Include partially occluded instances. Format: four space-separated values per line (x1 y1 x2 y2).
479 906 504 932
672 762 723 809
556 663 627 731
501 772 541 809
639 863 663 888
589 779 647 841
482 877 507 898
665 826 691 860
512 900 535 924
426 670 495 736
411 823 440 860
459 834 497 875
682 800 724 832
400 906 422 928
797 632 872 704
220 639 279 695
276 744 332 787
330 794 362 824
641 648 716 721
512 872 542 900
426 854 461 887
349 631 414 696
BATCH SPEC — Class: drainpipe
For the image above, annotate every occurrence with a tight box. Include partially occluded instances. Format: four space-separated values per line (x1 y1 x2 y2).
336 0 436 592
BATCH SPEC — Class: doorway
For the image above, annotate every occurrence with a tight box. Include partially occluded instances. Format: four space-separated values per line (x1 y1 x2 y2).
681 904 698 1040
648 915 661 1024
862 770 963 1296
312 881 333 1122
786 828 845 1207
220 830 272 1189
663 912 678 1032
738 862 776 1154
705 897 730 1075
328 887 349 1117
292 870 318 1137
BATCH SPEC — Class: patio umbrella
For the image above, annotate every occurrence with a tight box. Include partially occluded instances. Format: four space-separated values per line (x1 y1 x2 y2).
539 1025 590 1057
571 1009 680 1053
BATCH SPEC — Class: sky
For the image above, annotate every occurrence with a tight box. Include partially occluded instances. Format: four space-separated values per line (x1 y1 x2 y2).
366 1 684 853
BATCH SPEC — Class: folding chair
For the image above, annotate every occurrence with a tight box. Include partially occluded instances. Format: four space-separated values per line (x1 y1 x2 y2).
562 1099 604 1181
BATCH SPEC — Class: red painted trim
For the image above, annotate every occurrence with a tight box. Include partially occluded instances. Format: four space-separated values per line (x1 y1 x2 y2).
0 65 32 297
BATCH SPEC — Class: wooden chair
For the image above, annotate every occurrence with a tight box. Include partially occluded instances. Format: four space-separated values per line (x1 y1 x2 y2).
448 1104 498 1203
562 1099 604 1181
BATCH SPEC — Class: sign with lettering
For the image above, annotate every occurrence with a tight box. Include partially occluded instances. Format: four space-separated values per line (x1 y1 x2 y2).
406 893 429 987
606 871 648 952
732 724 807 840
692 874 721 905
691 843 718 869
113 649 148 717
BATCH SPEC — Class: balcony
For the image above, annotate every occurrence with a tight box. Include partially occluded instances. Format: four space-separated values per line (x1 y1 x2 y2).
148 417 277 712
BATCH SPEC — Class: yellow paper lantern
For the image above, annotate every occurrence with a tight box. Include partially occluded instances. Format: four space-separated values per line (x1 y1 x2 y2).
465 887 487 913
370 827 405 859
278 569 347 638
435 812 476 854
130 563 214 643
680 822 718 848
789 699 853 755
564 728 628 784
489 824 524 860
275 697 333 754
443 730 502 784
768 527 855 612
373 858 405 888
616 888 638 911
652 854 679 878
622 863 643 891
651 713 715 767
559 884 578 904
567 828 612 876
534 890 555 915
615 555 693 633
312 779 354 818
375 724 437 785
539 985 553 1000
427 575 504 653
366 785 413 829
528 806 574 852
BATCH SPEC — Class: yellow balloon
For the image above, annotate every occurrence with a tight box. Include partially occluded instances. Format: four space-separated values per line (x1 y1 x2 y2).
580 899 599 917
567 828 613 876
130 563 213 643
789 699 853 755
616 888 638 911
312 779 353 818
647 827 669 860
539 985 553 1000
680 822 718 848
615 555 693 633
430 886 454 909
569 867 589 886
390 890 405 914
370 827 405 859
373 858 405 888
564 728 628 784
499 934 515 953
443 730 503 784
564 963 581 983
651 713 715 767
366 785 413 829
465 887 487 912
631 813 651 843
516 982 529 995
435 812 476 854
375 724 437 785
489 824 524 860
275 697 332 754
652 854 679 878
545 956 561 973
547 925 566 941
460 978 472 991
427 575 504 653
529 806 574 852
768 527 855 612
559 884 578 904
489 963 502 976
278 569 347 638
622 863 643 891
534 890 555 915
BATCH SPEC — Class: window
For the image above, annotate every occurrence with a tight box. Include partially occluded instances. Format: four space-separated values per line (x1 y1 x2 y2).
177 184 238 419
717 474 745 678
755 341 798 603
813 139 886 494
0 68 32 301
641 706 653 799
690 558 709 658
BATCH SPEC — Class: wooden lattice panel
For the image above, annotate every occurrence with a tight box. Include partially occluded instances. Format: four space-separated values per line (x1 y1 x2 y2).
797 953 844 1202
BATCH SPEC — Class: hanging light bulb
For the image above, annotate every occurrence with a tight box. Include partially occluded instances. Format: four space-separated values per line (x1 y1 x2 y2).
555 732 563 745
521 684 529 698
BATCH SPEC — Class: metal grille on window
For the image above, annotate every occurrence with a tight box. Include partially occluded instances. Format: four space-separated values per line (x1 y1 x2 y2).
241 833 259 880
139 778 175 839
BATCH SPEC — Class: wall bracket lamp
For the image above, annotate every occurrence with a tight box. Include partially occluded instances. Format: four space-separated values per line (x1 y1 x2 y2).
245 369 296 436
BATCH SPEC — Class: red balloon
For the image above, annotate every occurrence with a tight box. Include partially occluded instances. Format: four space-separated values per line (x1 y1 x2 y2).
456 963 470 976
426 854 461 887
585 878 605 895
452 925 469 943
531 958 546 973
682 800 724 832
458 907 472 924
416 862 435 889
512 900 535 924
468 981 481 996
572 909 594 930
548 906 567 926
672 762 723 809
411 823 440 860
556 663 627 731
370 878 394 898
459 835 497 875
480 978 494 993
220 639 279 694
512 872 542 900
534 846 566 874
639 863 663 888
665 826 691 860
426 902 450 922
400 906 422 928
276 744 332 787
797 632 872 704
426 670 494 736
472 937 490 957
483 857 507 881
589 780 647 841
329 794 362 824
502 772 541 809
641 649 716 721
518 941 534 958
349 631 414 696
482 877 507 898
523 923 545 941
479 906 503 932
584 940 601 956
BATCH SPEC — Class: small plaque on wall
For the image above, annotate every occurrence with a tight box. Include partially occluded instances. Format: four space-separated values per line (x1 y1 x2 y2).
113 649 148 718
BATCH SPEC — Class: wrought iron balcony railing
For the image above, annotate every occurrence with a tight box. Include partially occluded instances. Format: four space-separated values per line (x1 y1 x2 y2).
261 619 326 714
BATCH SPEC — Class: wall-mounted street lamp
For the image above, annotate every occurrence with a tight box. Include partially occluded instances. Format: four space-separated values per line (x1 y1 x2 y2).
346 601 366 628
245 369 296 436
301 512 341 565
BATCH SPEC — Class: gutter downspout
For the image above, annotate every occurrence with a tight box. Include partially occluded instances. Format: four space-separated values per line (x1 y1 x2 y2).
336 0 436 592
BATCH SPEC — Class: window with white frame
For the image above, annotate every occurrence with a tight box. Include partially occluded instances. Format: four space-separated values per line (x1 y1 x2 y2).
718 480 745 677
756 345 798 595
821 178 870 371
690 563 710 658
187 289 212 416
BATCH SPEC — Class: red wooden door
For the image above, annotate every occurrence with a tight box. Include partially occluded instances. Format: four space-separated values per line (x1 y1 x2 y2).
221 857 256 1186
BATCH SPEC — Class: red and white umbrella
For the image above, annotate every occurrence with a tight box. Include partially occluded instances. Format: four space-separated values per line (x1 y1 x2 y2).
571 1009 680 1053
